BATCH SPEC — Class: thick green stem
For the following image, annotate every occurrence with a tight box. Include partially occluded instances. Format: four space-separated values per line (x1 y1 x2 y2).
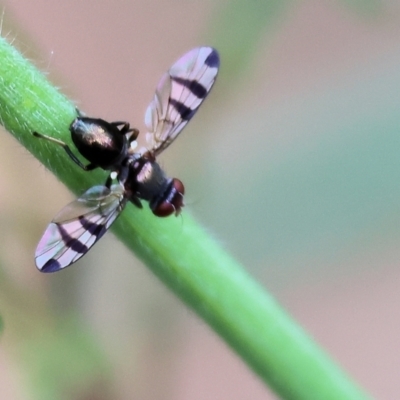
0 37 372 400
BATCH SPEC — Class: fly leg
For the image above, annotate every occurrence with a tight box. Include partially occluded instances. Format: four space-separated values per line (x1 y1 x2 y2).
32 131 97 171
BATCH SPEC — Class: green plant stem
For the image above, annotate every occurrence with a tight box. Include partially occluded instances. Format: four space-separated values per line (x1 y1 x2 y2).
0 37 372 400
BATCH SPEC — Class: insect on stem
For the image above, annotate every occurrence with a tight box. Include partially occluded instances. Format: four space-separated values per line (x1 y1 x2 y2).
33 47 220 273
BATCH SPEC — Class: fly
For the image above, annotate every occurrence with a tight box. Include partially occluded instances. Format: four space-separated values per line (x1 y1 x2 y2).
33 46 220 272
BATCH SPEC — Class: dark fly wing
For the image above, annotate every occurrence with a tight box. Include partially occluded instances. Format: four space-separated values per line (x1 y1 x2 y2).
144 47 219 156
35 185 127 272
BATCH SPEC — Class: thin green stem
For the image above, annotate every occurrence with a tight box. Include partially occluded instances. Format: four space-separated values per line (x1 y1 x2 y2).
0 37 372 400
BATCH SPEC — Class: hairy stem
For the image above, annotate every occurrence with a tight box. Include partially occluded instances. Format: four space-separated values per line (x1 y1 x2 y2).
0 37 371 400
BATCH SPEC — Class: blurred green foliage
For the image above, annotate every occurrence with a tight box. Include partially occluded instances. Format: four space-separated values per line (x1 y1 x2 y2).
20 316 111 400
208 0 290 82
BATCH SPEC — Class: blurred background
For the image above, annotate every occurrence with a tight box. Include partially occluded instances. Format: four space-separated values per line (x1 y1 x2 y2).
0 1 399 399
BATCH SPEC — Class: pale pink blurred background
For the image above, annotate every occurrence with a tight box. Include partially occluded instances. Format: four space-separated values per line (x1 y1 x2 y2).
1 1 400 399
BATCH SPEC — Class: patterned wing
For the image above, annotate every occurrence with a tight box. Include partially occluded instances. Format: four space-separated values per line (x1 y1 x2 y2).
144 46 219 156
35 185 127 273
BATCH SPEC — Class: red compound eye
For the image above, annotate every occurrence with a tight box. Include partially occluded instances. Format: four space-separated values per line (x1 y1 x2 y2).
152 179 185 217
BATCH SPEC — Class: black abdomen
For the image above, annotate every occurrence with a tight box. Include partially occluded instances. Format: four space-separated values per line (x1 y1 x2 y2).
70 117 127 170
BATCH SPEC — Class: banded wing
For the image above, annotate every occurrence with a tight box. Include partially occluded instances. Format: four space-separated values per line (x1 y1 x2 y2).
144 46 219 156
35 185 127 273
